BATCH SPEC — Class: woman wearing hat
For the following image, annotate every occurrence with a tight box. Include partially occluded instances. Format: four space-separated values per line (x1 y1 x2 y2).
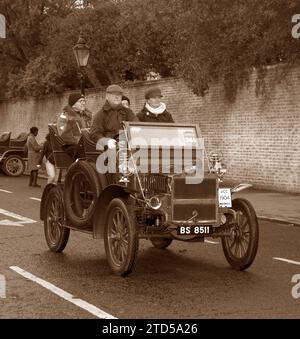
121 95 131 109
57 92 92 145
137 87 174 123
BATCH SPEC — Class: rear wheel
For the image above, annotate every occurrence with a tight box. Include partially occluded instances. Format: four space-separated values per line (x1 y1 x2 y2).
64 161 101 228
44 186 70 252
2 155 25 176
104 198 138 276
222 198 259 271
150 238 173 249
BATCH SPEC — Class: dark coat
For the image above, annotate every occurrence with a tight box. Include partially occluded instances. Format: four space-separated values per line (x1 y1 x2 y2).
39 137 54 165
90 101 138 144
137 104 174 123
26 133 42 172
81 109 93 128
57 105 92 145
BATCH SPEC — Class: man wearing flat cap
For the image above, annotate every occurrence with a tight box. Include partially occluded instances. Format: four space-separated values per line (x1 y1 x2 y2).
90 84 138 148
57 92 92 145
137 86 174 123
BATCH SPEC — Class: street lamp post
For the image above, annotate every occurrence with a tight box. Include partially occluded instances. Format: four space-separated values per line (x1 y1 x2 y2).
73 32 90 95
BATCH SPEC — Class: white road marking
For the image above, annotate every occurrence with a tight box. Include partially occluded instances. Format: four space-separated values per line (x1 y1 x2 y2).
0 208 36 225
29 197 41 202
273 257 300 266
10 266 117 319
0 220 24 227
205 239 220 245
0 189 12 194
0 274 6 298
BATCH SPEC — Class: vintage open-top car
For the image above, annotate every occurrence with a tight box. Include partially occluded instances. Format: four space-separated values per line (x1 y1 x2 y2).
0 132 28 176
40 122 259 276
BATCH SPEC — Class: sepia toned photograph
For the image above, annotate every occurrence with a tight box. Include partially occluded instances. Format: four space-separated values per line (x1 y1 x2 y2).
0 0 299 325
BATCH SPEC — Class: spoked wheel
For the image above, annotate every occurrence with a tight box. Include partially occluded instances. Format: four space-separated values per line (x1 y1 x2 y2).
44 187 70 252
64 161 101 228
150 238 173 249
72 173 95 216
222 198 259 271
104 198 138 276
3 155 25 176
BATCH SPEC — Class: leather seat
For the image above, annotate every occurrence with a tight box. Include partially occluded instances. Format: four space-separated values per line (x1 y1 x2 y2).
48 124 75 169
0 132 11 146
10 132 28 148
80 128 102 162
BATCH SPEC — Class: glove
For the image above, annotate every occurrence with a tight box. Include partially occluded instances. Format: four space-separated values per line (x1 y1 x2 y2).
107 139 117 150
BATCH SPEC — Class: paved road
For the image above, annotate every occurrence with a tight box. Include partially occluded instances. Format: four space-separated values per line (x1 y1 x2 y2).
0 173 299 319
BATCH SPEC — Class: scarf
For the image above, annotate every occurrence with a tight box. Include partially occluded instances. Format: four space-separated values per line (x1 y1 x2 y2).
145 102 166 115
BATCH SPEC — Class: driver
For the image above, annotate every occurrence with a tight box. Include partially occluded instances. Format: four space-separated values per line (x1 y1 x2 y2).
90 85 138 149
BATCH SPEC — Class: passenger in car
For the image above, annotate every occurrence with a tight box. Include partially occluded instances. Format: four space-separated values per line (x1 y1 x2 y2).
57 92 92 145
56 92 93 159
121 95 131 109
137 87 174 123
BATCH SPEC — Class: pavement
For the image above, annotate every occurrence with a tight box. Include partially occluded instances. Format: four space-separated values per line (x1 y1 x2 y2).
0 173 299 319
235 188 300 227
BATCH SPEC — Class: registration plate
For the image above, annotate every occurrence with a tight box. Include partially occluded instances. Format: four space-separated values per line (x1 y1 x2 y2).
218 188 232 208
177 226 212 235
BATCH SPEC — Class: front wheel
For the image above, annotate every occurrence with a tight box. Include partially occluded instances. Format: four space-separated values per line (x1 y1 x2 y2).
222 198 259 271
44 186 70 253
104 198 138 276
2 155 25 176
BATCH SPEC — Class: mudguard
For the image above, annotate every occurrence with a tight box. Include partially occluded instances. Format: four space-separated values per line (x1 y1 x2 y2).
93 184 136 239
231 183 252 193
40 183 57 221
0 149 27 162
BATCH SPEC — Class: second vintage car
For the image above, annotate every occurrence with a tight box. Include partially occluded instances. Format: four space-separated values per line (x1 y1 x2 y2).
0 131 28 176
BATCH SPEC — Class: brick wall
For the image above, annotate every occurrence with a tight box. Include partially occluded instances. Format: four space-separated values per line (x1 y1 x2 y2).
0 65 299 193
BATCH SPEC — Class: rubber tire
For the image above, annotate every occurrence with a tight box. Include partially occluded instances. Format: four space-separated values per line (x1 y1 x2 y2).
221 198 259 271
104 198 139 277
44 186 70 253
2 155 25 177
150 238 173 249
64 160 101 228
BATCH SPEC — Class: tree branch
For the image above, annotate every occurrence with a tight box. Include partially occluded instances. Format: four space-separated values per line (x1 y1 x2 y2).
4 51 24 64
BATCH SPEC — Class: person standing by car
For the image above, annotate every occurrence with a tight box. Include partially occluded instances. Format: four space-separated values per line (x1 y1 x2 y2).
137 87 174 123
90 84 138 148
38 133 56 184
27 127 42 187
